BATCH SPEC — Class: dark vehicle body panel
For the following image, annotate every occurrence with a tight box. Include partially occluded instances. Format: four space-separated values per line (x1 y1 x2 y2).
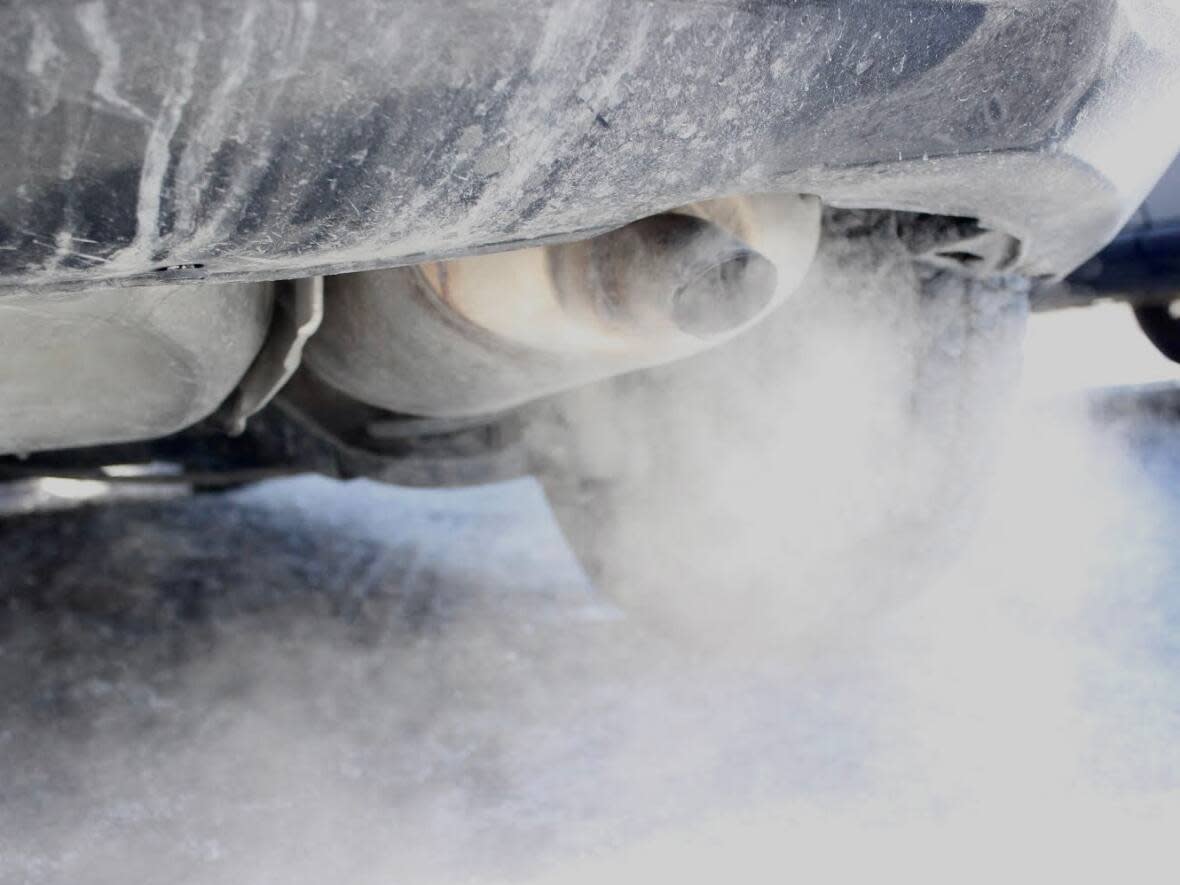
1 0 1175 293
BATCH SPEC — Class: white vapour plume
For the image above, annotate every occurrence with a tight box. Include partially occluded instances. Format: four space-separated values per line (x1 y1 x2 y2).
3 230 1180 882
532 211 1027 652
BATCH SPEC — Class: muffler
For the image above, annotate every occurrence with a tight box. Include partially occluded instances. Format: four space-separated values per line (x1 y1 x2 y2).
302 194 820 417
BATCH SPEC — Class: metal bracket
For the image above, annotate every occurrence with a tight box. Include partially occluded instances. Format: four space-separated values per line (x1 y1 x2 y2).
898 214 1021 277
222 276 324 434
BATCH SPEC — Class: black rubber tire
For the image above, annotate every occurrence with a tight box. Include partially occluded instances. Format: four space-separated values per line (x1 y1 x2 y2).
531 211 1028 650
1134 302 1180 364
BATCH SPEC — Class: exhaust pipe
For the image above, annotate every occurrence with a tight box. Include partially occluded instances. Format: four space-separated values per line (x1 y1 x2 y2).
549 212 780 339
303 194 820 417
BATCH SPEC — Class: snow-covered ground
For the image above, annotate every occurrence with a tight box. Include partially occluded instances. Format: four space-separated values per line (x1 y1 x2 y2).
2 303 1180 884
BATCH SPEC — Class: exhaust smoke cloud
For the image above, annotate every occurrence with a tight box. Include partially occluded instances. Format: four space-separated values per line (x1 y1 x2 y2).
2 220 1179 882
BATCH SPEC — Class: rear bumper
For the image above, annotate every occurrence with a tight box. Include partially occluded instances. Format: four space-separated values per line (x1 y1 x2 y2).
1 0 1178 292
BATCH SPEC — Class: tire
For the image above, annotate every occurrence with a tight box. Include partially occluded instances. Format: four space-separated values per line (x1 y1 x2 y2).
530 211 1028 650
1134 302 1180 364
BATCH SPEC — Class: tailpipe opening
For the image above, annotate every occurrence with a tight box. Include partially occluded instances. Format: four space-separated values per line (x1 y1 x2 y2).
550 213 779 339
